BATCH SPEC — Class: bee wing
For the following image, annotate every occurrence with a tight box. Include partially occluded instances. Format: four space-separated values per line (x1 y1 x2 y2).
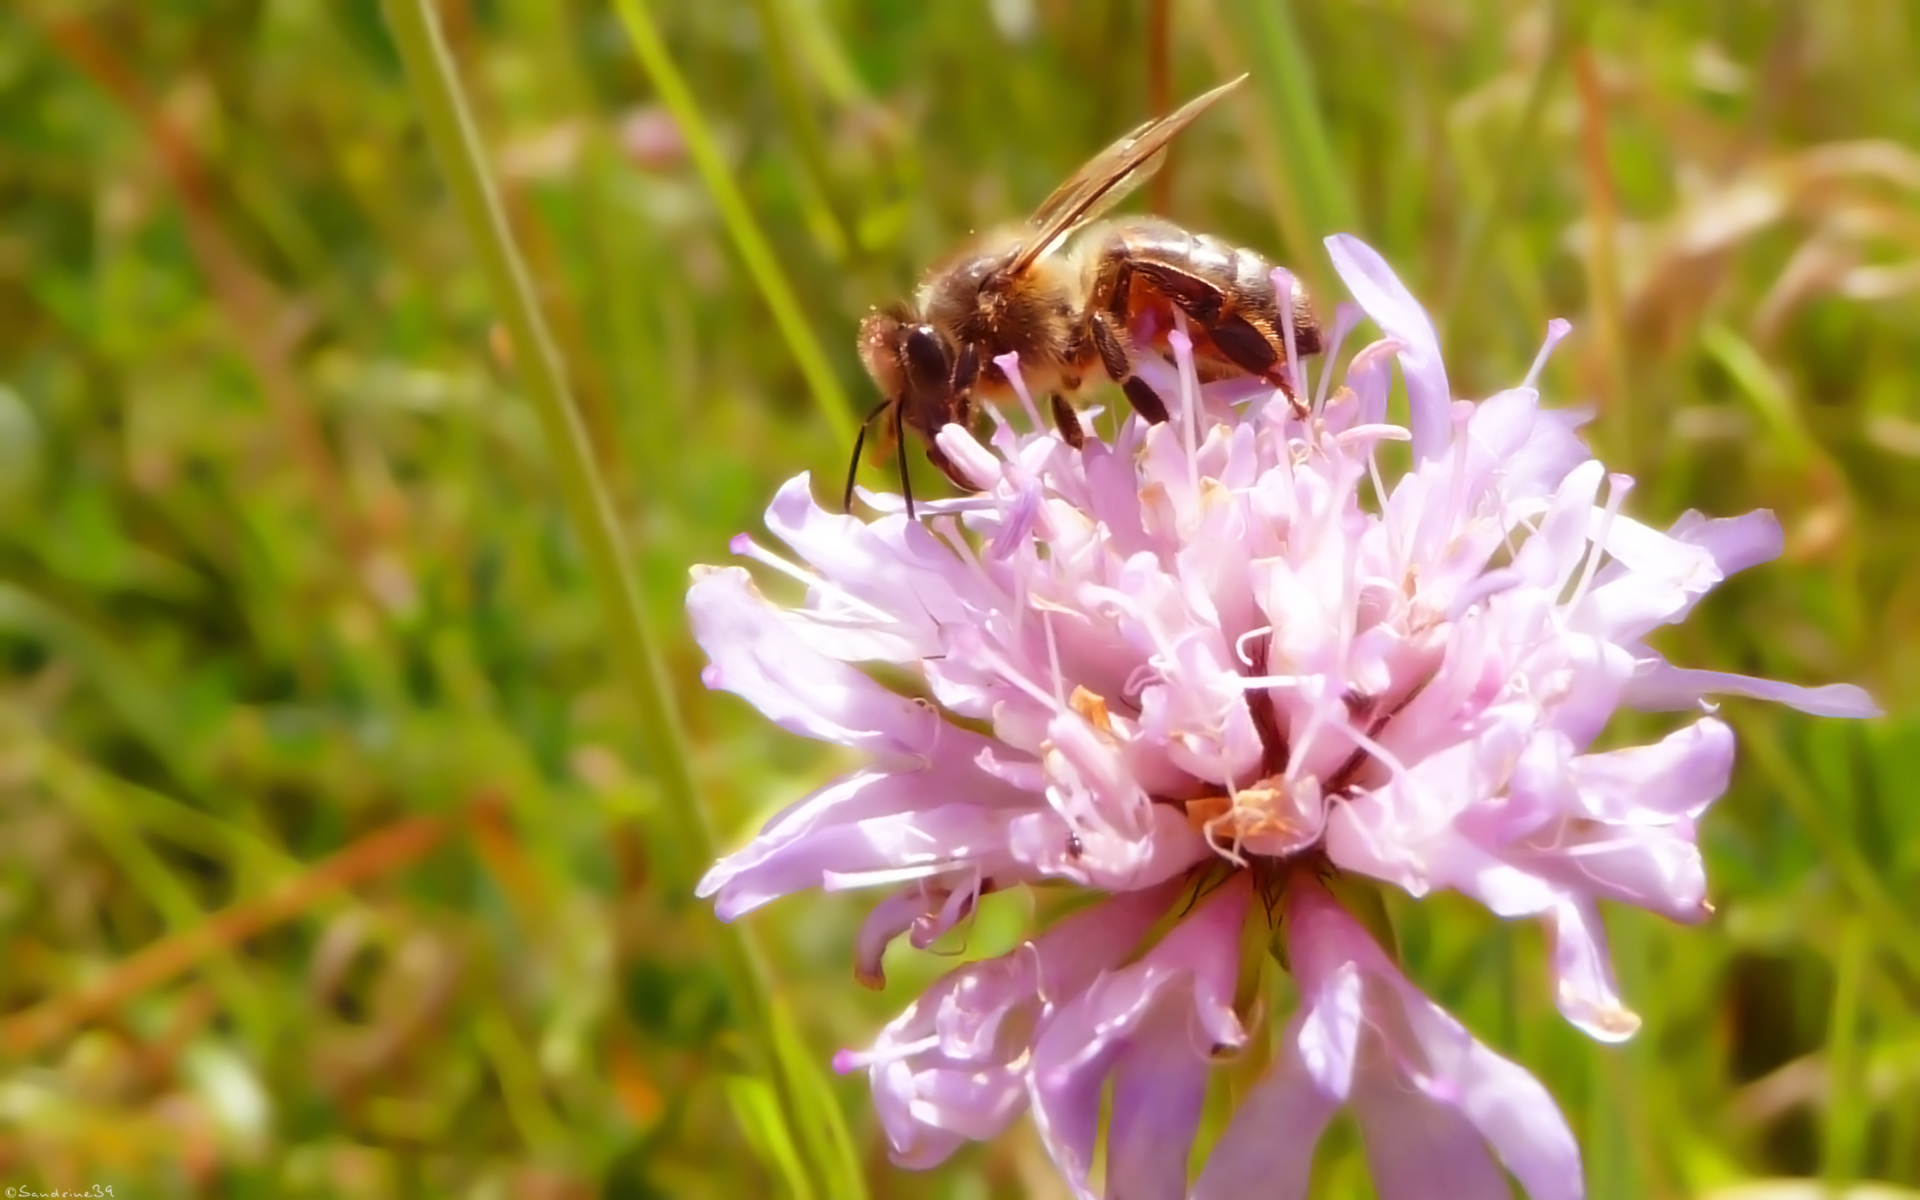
1006 74 1248 276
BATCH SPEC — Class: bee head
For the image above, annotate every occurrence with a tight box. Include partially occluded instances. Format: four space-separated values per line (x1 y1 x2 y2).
856 306 912 401
857 308 956 422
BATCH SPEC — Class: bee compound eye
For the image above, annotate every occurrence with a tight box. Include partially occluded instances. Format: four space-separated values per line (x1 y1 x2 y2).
903 326 951 389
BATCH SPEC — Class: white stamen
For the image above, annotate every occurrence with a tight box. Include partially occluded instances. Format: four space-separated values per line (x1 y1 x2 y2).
1234 625 1274 668
963 630 1064 714
1285 688 1328 789
1332 423 1415 449
1024 938 1058 1007
1366 444 1396 538
1042 607 1066 711
1011 561 1029 639
1567 473 1633 615
1232 673 1308 692
995 351 1048 436
1447 567 1524 624
1202 804 1249 868
917 866 985 954
1442 401 1474 547
1326 712 1414 788
1502 509 1542 565
932 515 984 573
1122 662 1161 701
1271 267 1306 411
1314 302 1363 414
1170 311 1202 502
1522 318 1574 392
835 1033 942 1072
1213 752 1244 864
826 862 966 890
981 398 1013 438
732 535 897 623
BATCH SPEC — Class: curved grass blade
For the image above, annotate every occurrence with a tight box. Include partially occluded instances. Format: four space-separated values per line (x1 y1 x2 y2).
612 0 857 451
376 1 827 1189
771 996 868 1200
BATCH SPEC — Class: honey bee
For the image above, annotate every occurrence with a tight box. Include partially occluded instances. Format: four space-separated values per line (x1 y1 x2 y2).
849 75 1322 515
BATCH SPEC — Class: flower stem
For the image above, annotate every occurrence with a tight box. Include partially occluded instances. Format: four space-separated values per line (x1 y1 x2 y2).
378 0 797 1138
1823 916 1869 1189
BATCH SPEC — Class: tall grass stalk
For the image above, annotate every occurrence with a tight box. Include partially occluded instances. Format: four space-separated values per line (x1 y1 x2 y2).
377 0 816 1182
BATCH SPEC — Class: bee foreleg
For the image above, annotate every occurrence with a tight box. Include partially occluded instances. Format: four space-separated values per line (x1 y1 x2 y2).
1208 313 1306 415
1048 394 1086 448
893 389 915 520
951 341 979 396
844 398 891 512
1089 309 1171 424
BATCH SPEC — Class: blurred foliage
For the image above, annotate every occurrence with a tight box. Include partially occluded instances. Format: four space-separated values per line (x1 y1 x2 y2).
0 0 1915 1196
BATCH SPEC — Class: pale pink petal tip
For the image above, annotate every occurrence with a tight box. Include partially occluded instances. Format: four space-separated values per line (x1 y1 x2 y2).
1324 232 1451 459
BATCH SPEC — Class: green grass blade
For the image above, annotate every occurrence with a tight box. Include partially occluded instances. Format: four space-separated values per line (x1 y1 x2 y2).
1700 321 1813 470
612 0 857 452
40 743 274 1047
377 0 819 1183
1441 0 1572 322
1741 715 1920 980
770 996 869 1200
726 1074 818 1200
1824 917 1871 1188
0 583 191 781
378 0 704 900
1236 0 1355 243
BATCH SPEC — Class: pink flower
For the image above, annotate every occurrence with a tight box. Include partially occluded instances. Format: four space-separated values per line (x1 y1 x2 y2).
688 234 1877 1197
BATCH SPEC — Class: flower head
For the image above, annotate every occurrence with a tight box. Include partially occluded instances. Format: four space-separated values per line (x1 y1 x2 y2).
689 234 1877 1198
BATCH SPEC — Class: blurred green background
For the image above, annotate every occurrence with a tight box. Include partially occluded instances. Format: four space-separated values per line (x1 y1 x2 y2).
0 1 1916 1196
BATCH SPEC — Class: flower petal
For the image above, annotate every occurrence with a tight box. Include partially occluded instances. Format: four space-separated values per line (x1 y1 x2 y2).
1189 1028 1336 1200
1104 1006 1211 1200
1353 1057 1512 1200
1384 978 1586 1200
703 803 1016 920
1547 897 1641 1043
1286 879 1586 1200
843 886 1176 1168
1668 508 1783 576
1326 234 1451 461
1028 877 1249 1198
1570 718 1733 822
688 566 945 758
1624 657 1882 718
761 473 971 659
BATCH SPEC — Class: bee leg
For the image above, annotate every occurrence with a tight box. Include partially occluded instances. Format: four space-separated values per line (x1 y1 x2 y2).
1090 309 1171 424
1048 394 1086 448
951 341 979 396
1131 262 1308 418
844 399 891 512
893 388 915 520
1208 314 1307 418
949 342 983 446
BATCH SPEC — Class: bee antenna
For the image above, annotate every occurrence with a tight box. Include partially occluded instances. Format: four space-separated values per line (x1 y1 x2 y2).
844 399 890 513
